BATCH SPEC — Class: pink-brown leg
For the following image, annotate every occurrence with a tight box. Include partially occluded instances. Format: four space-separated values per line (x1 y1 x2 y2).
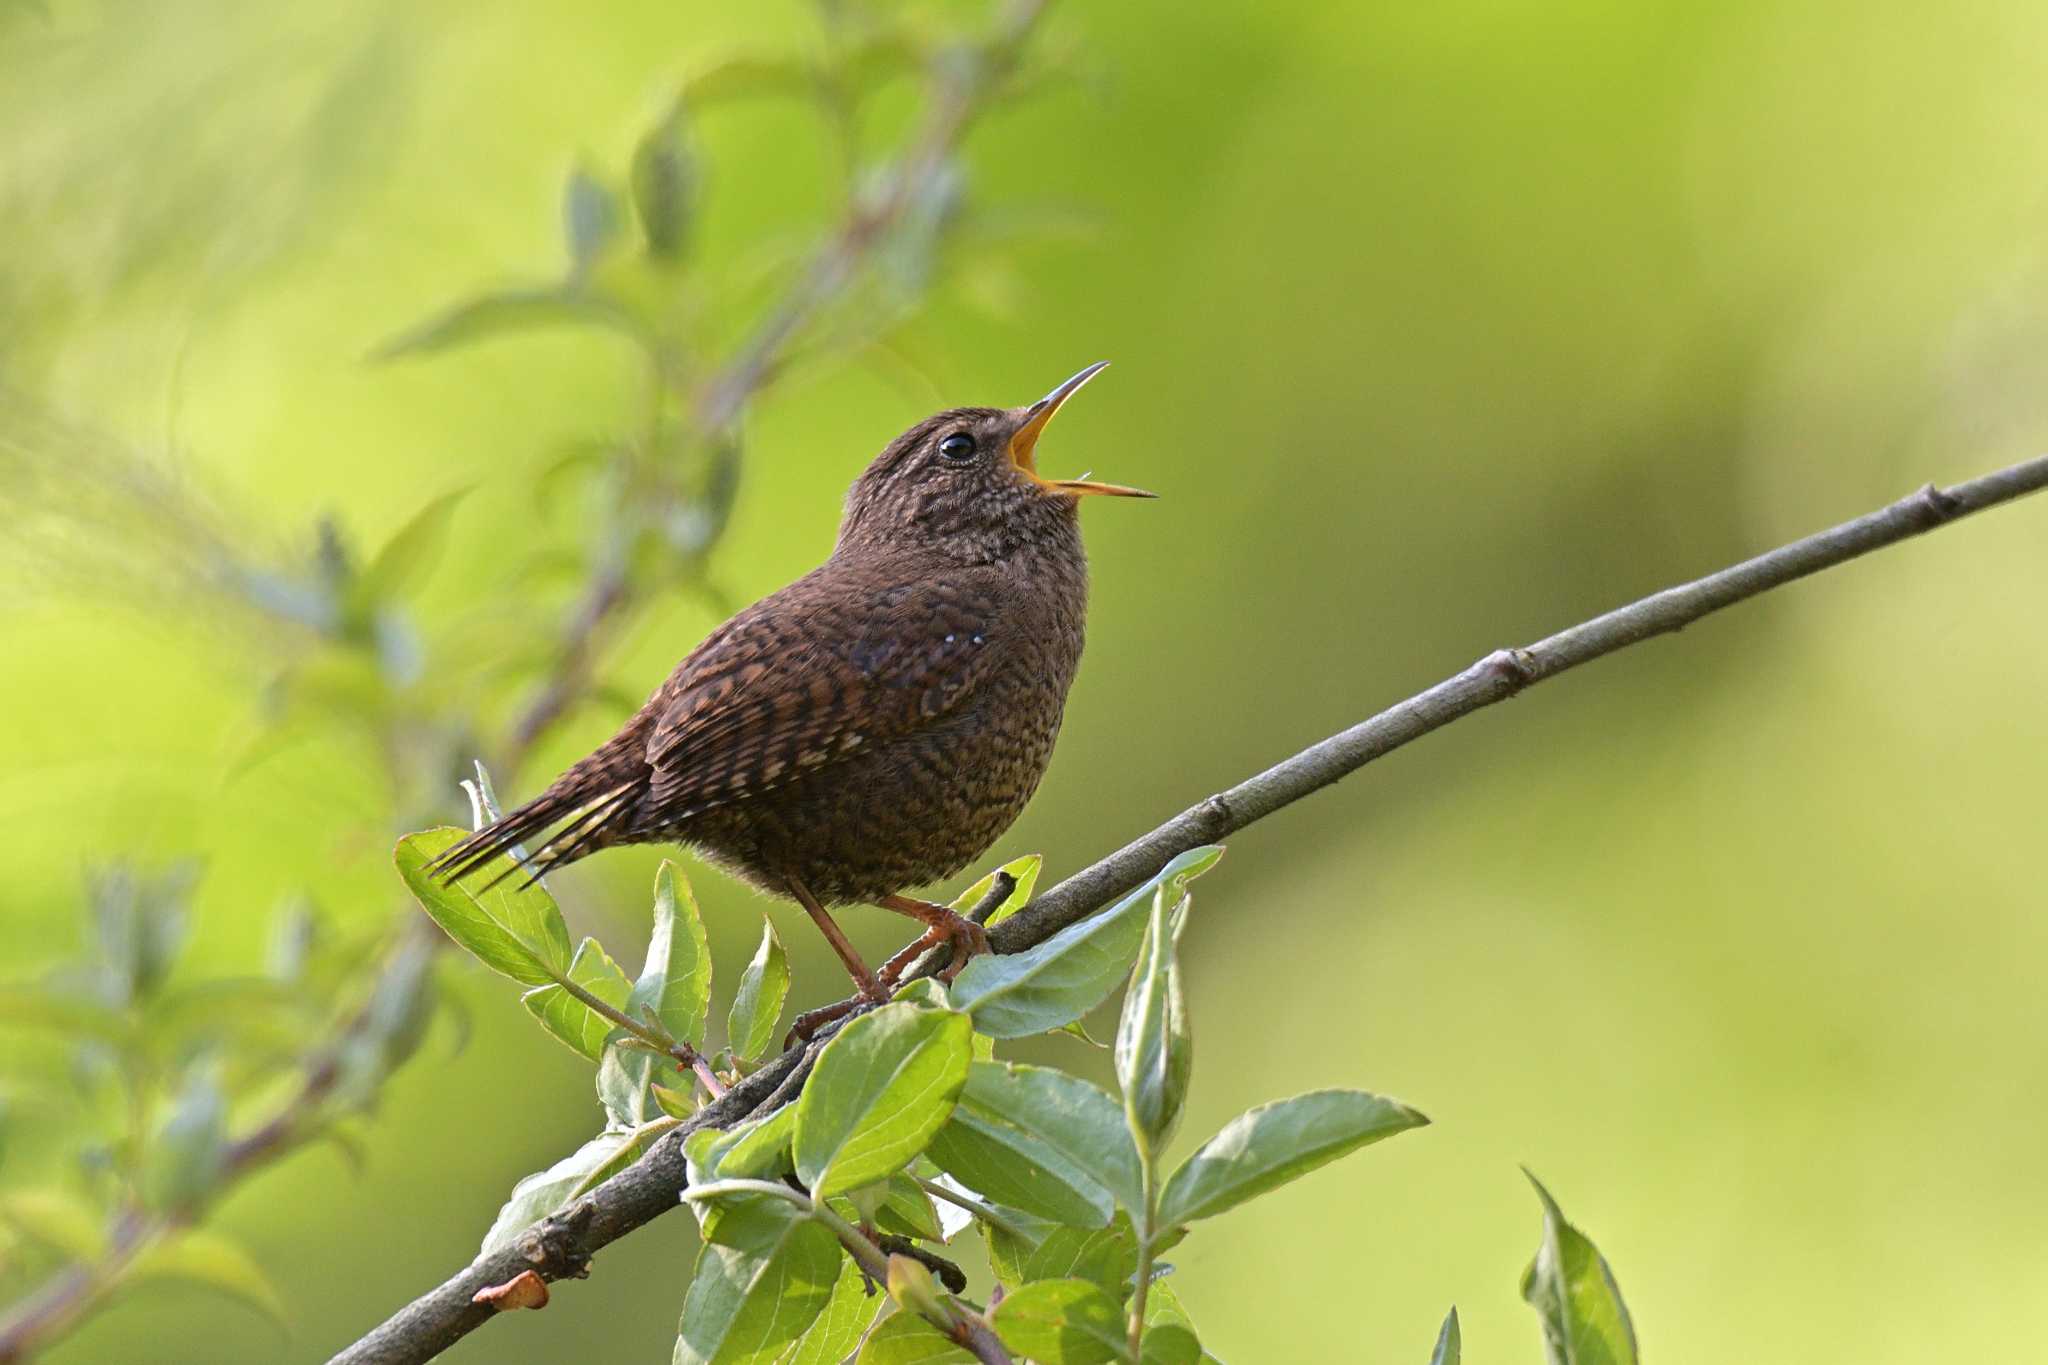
876 894 991 987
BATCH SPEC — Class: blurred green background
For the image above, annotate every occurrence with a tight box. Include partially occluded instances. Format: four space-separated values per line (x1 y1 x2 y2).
5 0 2048 1360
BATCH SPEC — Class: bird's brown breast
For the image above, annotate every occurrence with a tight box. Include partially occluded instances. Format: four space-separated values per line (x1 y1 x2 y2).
631 530 1090 903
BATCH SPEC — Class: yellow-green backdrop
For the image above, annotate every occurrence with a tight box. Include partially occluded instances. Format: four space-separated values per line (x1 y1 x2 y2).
5 1 2048 1361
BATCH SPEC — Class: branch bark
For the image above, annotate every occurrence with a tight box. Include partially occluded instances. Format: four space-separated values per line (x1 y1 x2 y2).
331 452 2048 1364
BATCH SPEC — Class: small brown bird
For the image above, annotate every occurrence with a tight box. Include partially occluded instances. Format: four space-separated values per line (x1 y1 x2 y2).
433 362 1149 1015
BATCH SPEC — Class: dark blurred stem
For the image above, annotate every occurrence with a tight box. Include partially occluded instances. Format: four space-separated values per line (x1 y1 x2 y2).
499 568 629 774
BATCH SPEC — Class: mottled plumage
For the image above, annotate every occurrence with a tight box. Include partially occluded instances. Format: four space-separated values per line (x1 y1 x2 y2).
433 363 1148 1000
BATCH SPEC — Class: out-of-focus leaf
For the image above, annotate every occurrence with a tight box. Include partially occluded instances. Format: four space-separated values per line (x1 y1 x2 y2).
89 862 196 1004
0 982 132 1044
130 1229 289 1327
562 164 622 277
794 1003 971 1199
520 936 634 1060
1429 1307 1461 1365
952 854 1041 928
726 916 789 1063
683 53 816 105
1115 888 1192 1159
479 1134 621 1254
672 1195 842 1365
778 1251 879 1365
147 1067 226 1214
991 1277 1126 1364
357 486 469 604
926 1062 1140 1226
631 861 712 1049
0 1189 105 1261
394 827 572 987
1157 1090 1427 1230
857 1309 974 1363
369 287 611 361
950 847 1222 1039
331 932 439 1107
1520 1175 1637 1365
630 101 695 261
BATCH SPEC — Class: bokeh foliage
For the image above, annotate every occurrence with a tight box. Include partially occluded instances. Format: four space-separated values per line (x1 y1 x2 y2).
6 0 2048 1360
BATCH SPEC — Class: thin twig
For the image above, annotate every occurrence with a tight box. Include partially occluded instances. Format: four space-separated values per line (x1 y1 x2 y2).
329 452 2048 1365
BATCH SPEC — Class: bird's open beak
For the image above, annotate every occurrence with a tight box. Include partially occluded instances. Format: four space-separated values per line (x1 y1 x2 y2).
1009 361 1156 499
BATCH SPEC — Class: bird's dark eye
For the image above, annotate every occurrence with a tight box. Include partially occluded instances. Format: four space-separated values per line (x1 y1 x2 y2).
938 432 978 464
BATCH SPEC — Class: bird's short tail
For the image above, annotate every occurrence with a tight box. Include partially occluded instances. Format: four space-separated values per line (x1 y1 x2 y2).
428 734 649 891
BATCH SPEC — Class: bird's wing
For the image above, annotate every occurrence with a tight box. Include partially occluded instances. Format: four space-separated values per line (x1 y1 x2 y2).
644 569 1004 818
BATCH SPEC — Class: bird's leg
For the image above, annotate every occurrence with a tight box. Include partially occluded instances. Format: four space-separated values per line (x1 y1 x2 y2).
786 878 882 1001
875 894 992 988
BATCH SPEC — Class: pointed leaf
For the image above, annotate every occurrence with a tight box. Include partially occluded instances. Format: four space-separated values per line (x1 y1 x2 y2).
1520 1175 1637 1365
795 1004 972 1198
951 847 1221 1039
1141 1282 1201 1365
573 1116 684 1196
630 102 696 261
598 1033 687 1129
632 861 712 1048
480 1134 623 1253
727 917 789 1062
0 1189 105 1261
926 1062 1141 1226
992 1278 1127 1364
952 854 1041 928
985 1218 1135 1298
1157 1090 1427 1229
395 828 572 986
1429 1307 1461 1365
147 1068 226 1214
673 1195 842 1365
370 287 606 361
520 937 634 1060
1115 888 1192 1159
358 486 469 603
857 1310 974 1363
695 1105 798 1182
130 1230 289 1327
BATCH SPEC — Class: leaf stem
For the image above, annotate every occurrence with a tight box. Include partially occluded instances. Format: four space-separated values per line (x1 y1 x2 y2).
913 1175 1031 1240
1128 1162 1157 1360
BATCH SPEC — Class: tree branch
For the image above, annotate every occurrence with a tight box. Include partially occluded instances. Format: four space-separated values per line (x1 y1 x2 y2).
332 452 2048 1364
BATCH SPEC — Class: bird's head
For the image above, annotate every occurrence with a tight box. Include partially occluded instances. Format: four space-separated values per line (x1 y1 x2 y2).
837 362 1152 563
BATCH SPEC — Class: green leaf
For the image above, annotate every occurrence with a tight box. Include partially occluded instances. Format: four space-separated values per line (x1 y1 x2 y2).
950 847 1222 1039
563 163 622 276
693 1104 798 1183
992 1278 1127 1364
831 1173 943 1242
130 1229 289 1327
857 1309 974 1363
630 101 696 261
480 1134 623 1254
926 1062 1141 1226
1114 888 1192 1159
573 1116 684 1197
358 486 468 603
633 861 713 1049
369 287 611 361
520 936 635 1060
777 1252 880 1365
1141 1282 1201 1365
794 1003 972 1199
395 827 572 986
598 1033 687 1129
727 917 789 1063
1156 1089 1428 1229
147 1067 226 1214
985 1218 1134 1298
0 981 132 1044
673 1196 842 1365
1429 1307 1461 1365
1520 1175 1637 1365
0 1189 105 1261
952 854 1041 928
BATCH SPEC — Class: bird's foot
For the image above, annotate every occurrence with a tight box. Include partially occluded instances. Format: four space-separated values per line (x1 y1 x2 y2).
875 903 991 991
787 995 870 1046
